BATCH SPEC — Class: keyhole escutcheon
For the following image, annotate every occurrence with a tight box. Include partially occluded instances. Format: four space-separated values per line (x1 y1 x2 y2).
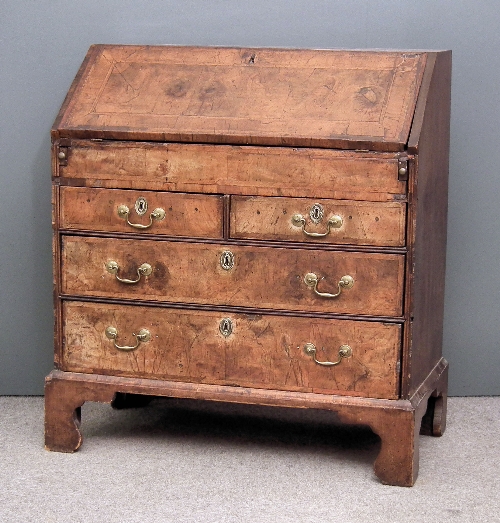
220 250 235 270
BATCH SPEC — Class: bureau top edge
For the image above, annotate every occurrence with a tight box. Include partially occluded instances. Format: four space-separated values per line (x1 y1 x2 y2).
51 45 447 152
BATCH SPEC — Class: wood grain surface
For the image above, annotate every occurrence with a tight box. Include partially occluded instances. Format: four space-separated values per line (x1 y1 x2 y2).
56 140 406 202
53 45 426 151
61 236 405 317
230 195 406 246
59 186 223 238
61 301 401 399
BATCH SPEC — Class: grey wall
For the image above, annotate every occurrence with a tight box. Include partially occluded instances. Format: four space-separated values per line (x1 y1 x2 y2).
1 1 499 396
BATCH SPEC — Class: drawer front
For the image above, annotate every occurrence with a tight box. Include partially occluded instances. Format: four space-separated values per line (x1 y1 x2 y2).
230 196 406 247
61 236 404 317
58 140 406 202
62 301 401 399
59 187 223 239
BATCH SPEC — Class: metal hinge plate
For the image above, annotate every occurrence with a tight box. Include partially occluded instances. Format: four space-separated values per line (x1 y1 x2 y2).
398 156 409 181
57 139 71 167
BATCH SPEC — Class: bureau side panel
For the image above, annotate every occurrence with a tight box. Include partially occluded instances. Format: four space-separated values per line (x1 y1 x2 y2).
405 52 451 397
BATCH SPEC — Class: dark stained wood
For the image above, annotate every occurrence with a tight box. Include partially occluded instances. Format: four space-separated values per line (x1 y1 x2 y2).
338 403 422 486
403 51 451 398
61 301 402 399
231 195 406 246
52 45 426 152
56 140 406 202
61 236 405 317
59 186 223 238
419 360 448 436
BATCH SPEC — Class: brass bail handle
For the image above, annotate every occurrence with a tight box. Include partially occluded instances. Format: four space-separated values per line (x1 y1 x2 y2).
303 343 352 366
304 273 354 298
105 327 151 351
291 214 343 237
106 261 152 284
117 204 166 230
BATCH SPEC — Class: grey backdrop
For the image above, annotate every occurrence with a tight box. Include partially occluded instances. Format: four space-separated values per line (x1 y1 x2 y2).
1 1 498 396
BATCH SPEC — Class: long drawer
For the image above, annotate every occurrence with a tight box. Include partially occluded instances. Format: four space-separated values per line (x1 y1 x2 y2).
62 301 401 399
61 236 405 317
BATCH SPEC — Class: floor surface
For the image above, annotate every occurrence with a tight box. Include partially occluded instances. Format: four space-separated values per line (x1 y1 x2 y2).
1 396 499 523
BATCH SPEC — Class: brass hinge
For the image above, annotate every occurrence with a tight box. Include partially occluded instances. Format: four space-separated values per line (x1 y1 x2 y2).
398 156 409 181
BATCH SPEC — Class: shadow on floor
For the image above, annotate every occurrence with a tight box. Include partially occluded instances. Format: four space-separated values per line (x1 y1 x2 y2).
82 396 381 465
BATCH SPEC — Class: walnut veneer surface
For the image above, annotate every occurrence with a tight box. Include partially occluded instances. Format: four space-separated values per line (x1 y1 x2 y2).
46 45 451 486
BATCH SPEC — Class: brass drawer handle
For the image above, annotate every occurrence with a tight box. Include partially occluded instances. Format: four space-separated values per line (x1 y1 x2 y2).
105 327 151 351
304 343 352 366
105 261 152 284
117 204 166 229
304 272 354 298
291 214 342 237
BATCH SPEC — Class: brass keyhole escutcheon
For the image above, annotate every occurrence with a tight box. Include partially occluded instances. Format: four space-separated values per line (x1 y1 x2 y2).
309 203 324 224
219 318 233 337
220 250 235 270
134 197 148 216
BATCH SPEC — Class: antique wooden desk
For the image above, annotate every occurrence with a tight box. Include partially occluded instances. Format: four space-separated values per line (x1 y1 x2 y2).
45 45 450 486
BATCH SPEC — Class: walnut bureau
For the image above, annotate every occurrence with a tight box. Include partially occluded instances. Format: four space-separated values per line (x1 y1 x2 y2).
45 45 451 486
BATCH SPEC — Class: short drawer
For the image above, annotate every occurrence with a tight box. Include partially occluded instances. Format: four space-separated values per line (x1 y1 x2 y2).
61 301 401 399
59 187 223 239
230 196 406 247
61 236 405 317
